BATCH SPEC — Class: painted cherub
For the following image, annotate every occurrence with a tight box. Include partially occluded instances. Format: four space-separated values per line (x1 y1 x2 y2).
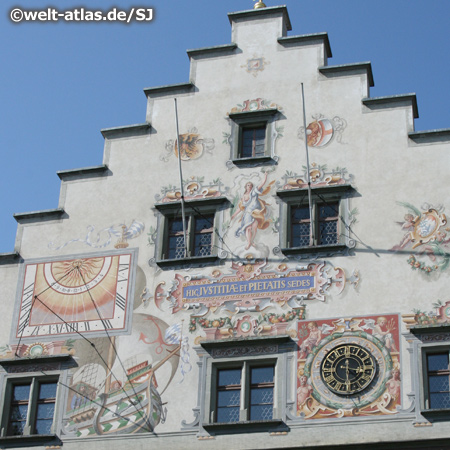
390 213 416 251
373 317 398 352
386 369 401 402
297 375 313 408
298 321 322 359
231 172 274 250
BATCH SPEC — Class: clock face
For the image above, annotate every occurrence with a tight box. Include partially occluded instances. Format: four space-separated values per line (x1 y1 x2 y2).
320 344 376 395
15 252 134 340
304 333 392 410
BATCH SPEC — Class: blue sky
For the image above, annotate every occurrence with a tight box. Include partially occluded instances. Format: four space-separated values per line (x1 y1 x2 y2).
1 0 449 253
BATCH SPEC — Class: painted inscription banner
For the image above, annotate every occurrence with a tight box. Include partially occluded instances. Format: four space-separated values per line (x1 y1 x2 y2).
163 261 330 314
183 275 314 301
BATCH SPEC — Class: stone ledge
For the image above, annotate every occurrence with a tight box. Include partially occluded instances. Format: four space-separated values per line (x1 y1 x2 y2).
278 32 332 58
362 94 418 118
319 62 374 87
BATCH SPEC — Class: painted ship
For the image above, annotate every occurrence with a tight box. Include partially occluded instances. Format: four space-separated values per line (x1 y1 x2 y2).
63 337 181 437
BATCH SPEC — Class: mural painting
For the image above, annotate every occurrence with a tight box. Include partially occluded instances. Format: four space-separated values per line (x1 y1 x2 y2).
1 250 187 437
280 163 354 190
48 221 145 251
296 314 401 419
228 98 282 114
13 253 135 341
154 258 359 342
390 202 449 274
152 176 228 205
240 56 270 77
298 114 347 147
61 315 181 437
402 299 450 329
161 127 215 162
228 170 275 257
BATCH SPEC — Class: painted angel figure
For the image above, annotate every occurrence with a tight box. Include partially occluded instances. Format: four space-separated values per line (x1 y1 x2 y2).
298 322 334 359
231 172 274 250
362 317 397 352
390 213 416 251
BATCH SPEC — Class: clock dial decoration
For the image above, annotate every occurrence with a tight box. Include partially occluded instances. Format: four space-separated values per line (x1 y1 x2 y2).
320 344 376 395
304 332 392 410
15 252 134 340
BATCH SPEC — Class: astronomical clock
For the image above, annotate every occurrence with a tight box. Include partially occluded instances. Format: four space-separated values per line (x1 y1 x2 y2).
304 333 392 411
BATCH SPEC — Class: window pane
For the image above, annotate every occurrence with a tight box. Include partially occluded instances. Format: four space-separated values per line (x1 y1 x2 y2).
251 366 274 384
319 220 338 245
241 126 265 158
37 403 55 420
318 203 339 245
35 419 53 435
9 420 26 436
250 387 274 405
319 204 338 218
194 232 212 256
250 366 274 421
218 369 241 386
292 205 310 221
10 404 28 421
168 216 187 259
429 392 450 410
12 384 31 401
194 216 213 232
168 235 186 259
291 206 311 247
193 215 213 257
428 353 449 371
218 390 240 408
250 404 273 421
39 382 57 399
169 217 186 233
217 406 240 423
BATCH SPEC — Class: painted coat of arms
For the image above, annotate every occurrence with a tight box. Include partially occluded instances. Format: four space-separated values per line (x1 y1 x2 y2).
391 202 449 274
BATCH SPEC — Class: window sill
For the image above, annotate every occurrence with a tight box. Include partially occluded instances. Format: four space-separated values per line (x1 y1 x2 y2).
421 408 450 418
203 419 286 433
0 434 60 446
281 244 348 256
232 156 276 167
156 254 219 268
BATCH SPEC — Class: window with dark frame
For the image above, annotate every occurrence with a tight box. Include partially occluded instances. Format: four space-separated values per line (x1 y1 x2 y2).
166 213 214 260
290 201 339 248
240 126 266 158
426 352 450 410
228 108 278 164
215 365 274 423
8 379 58 436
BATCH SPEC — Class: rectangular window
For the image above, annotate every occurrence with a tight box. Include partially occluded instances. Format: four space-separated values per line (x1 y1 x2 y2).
154 197 229 266
277 185 354 255
240 126 266 158
290 201 339 248
166 213 214 260
228 109 278 165
7 379 58 436
215 364 274 423
426 352 450 410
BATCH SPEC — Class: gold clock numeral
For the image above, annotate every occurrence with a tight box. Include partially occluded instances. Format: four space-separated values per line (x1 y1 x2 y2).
324 374 334 383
